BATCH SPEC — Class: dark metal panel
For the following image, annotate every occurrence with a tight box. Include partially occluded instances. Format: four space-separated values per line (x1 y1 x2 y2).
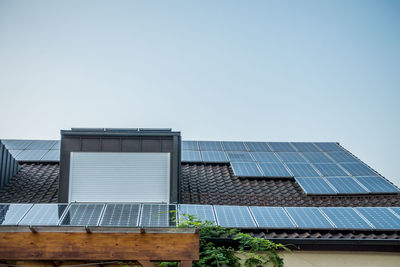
121 138 141 152
101 138 121 152
142 138 161 152
161 139 173 152
0 144 4 188
59 137 81 203
81 138 101 152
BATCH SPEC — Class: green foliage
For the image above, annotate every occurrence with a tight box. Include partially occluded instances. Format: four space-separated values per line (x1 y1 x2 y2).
178 213 286 267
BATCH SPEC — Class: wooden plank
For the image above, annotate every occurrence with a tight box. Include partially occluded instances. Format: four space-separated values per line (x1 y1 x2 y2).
137 260 154 267
0 232 199 261
180 260 192 267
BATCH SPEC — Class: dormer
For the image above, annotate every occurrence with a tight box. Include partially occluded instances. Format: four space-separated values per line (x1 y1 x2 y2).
58 128 181 203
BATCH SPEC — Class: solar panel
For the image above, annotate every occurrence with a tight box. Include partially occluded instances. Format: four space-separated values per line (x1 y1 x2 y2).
178 204 216 224
231 162 263 177
51 141 61 150
60 203 104 226
201 151 229 163
140 204 177 227
321 207 372 229
340 163 377 176
250 152 280 163
182 141 199 151
354 176 400 193
181 151 202 162
245 142 271 152
15 150 48 161
222 141 247 151
250 206 295 228
291 142 320 152
389 207 400 218
286 163 321 177
258 163 292 177
314 142 343 151
19 204 67 226
226 151 254 162
268 142 296 152
325 177 368 194
276 152 307 163
214 205 256 228
27 140 57 150
313 163 348 177
199 141 223 151
8 150 23 158
41 150 60 161
285 207 334 229
295 177 337 195
1 140 33 150
355 207 400 230
326 151 359 163
0 204 32 225
100 203 140 227
301 152 333 163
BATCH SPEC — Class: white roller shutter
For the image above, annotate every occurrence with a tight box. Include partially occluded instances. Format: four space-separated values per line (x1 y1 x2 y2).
69 152 170 203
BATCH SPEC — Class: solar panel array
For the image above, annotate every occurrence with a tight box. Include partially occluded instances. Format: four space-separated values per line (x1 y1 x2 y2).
182 141 400 195
1 140 60 162
1 203 400 231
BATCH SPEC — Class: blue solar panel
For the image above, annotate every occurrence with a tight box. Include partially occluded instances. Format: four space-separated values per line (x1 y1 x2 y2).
355 207 400 230
182 141 199 150
214 205 256 228
0 204 32 225
19 204 68 226
291 142 320 152
314 142 343 151
140 204 177 227
325 177 368 194
231 162 263 177
50 141 61 150
8 150 23 158
199 141 223 151
41 150 60 161
16 150 48 161
100 203 140 227
277 152 307 163
286 163 321 177
222 141 247 151
389 207 400 218
60 203 104 226
295 177 337 195
245 142 271 152
354 176 400 193
182 151 202 162
226 151 254 162
301 152 333 163
285 207 334 229
326 151 359 163
1 140 33 150
178 204 216 224
250 207 295 228
340 163 377 176
321 207 372 229
313 163 348 177
201 151 229 163
250 152 280 163
268 142 296 152
27 140 57 150
258 163 292 177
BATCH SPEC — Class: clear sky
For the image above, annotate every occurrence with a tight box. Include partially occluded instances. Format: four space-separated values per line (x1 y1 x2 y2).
0 1 399 185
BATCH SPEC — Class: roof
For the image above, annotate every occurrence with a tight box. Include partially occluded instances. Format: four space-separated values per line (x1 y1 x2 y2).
1 139 400 249
1 162 399 207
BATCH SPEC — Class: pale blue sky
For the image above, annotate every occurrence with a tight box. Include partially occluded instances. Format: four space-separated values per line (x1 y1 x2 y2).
0 1 399 185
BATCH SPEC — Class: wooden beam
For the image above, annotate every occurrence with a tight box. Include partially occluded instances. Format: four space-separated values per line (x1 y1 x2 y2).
0 232 199 261
180 260 192 267
137 260 154 267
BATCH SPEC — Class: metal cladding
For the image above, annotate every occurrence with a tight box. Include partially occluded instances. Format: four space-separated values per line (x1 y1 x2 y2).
0 141 19 190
